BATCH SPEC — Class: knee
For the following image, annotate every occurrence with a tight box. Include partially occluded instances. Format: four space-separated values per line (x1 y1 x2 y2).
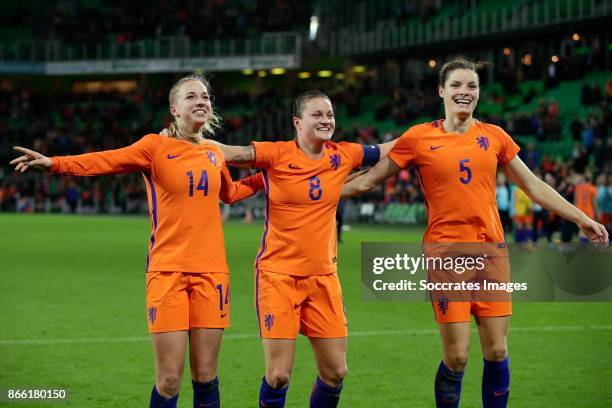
485 345 508 362
266 370 291 389
157 374 181 397
445 350 469 371
320 365 348 387
191 367 217 383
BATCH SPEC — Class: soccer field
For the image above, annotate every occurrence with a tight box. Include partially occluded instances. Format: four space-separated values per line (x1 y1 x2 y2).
1 214 611 407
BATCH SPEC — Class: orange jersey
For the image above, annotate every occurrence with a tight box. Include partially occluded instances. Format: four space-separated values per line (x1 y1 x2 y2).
252 140 365 276
51 134 257 273
220 167 265 204
388 120 520 242
574 182 597 219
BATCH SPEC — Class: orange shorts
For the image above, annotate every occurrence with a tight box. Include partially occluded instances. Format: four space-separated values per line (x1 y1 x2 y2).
513 214 533 225
429 252 512 323
432 301 512 323
255 270 347 339
145 271 230 333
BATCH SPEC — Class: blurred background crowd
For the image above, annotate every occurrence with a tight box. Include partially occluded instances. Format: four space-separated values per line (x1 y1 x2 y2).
1 0 610 243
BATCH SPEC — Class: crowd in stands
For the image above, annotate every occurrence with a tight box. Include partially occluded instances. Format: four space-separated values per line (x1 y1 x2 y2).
365 75 611 241
1 70 610 241
327 0 477 30
3 0 311 45
494 171 611 245
3 0 477 46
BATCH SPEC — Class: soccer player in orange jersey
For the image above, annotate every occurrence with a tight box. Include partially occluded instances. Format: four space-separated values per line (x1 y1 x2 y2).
341 59 608 408
217 90 395 407
10 74 261 408
574 173 598 244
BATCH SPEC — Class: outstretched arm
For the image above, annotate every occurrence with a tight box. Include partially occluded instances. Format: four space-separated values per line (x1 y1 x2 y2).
11 135 155 176
341 156 401 198
377 138 399 159
219 166 264 204
357 138 399 168
212 142 255 167
10 147 52 172
159 127 255 166
503 156 608 244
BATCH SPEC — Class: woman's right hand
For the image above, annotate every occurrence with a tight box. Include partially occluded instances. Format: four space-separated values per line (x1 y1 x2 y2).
10 147 52 173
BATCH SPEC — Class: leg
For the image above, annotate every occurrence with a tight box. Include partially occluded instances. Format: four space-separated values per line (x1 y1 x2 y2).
256 270 303 407
435 322 471 408
146 272 190 408
475 316 509 362
531 211 540 243
188 273 231 407
189 328 224 408
150 331 188 407
513 219 523 243
298 273 348 407
439 322 471 371
475 316 510 408
260 339 296 407
309 337 347 408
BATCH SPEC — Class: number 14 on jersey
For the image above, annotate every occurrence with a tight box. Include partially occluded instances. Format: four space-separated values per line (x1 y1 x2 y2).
186 170 209 196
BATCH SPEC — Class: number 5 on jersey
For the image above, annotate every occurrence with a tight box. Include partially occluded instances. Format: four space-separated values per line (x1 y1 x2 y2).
459 159 472 184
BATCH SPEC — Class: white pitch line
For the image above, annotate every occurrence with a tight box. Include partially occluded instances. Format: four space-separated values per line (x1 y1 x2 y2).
1 325 612 346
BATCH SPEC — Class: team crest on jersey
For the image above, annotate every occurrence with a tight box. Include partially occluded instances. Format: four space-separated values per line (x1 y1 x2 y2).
264 313 275 331
207 151 218 166
329 154 341 170
147 306 157 324
438 296 449 315
476 136 489 151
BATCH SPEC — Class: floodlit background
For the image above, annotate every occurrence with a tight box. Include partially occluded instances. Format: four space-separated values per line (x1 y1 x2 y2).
0 0 611 406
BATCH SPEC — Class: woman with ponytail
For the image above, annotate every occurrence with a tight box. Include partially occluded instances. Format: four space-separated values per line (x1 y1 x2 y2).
10 74 262 408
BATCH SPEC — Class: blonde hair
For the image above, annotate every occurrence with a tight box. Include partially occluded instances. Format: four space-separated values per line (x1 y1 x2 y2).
168 73 222 139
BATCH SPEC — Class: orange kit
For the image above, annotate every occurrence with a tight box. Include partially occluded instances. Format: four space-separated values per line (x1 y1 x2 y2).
388 120 520 322
251 139 371 338
51 134 260 332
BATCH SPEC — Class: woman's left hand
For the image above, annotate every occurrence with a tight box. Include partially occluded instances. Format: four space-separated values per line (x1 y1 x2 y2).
578 217 609 248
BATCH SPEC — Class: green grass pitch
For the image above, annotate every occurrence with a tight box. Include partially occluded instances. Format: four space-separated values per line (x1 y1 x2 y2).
0 214 611 407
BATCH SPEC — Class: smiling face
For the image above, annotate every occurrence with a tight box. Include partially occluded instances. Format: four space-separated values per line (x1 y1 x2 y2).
293 97 335 142
170 80 212 131
439 68 479 121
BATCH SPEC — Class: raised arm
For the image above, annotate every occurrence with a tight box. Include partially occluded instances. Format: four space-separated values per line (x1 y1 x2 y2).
219 166 264 204
159 128 256 166
10 147 52 173
503 156 608 244
341 156 401 198
11 135 156 176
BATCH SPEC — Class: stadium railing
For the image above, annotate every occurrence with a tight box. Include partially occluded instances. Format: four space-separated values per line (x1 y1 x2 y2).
320 0 611 56
0 32 300 62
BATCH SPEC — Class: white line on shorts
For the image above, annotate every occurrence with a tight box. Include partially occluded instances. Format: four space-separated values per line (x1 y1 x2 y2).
1 325 611 346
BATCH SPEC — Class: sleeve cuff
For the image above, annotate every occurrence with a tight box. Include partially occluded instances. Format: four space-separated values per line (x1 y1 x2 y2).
50 157 61 173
